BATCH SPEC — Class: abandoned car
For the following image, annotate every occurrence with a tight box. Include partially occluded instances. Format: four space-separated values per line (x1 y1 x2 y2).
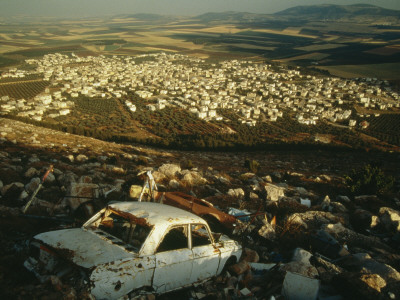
24 202 242 299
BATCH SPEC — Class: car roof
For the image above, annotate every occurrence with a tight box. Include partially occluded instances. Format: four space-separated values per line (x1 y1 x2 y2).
108 201 207 227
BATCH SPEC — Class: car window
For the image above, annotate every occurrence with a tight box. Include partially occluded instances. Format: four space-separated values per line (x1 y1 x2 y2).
88 211 151 250
157 226 188 253
191 224 212 247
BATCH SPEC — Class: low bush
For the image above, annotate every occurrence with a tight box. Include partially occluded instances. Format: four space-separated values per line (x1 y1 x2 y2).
344 164 394 195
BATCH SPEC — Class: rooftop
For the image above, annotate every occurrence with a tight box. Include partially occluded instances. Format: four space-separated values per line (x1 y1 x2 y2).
108 201 206 227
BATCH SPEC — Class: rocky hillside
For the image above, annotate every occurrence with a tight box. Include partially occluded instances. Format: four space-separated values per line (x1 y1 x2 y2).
1 117 400 299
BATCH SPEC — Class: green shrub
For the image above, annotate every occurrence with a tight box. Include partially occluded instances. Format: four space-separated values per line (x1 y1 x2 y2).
244 159 260 174
182 159 194 169
344 164 394 195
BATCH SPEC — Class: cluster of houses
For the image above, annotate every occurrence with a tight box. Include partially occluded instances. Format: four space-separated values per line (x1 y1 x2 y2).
1 52 399 128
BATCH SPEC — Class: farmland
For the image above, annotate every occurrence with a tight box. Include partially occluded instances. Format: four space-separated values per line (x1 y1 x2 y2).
0 7 399 79
0 80 48 99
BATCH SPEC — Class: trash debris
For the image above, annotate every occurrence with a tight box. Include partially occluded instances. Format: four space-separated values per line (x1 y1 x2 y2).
300 198 311 208
282 271 320 300
22 165 54 213
0 123 399 300
228 207 251 222
310 229 350 259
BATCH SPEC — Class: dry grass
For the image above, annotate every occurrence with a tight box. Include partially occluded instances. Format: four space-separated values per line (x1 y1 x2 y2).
69 27 109 34
365 45 400 56
195 25 242 34
253 28 317 39
0 34 12 40
222 43 276 51
0 45 26 54
317 63 400 79
123 31 204 50
280 52 330 62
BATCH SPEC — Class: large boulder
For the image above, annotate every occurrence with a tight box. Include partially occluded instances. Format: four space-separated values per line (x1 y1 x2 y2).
353 253 400 284
288 211 346 230
333 272 386 299
63 182 99 210
168 179 180 189
58 171 78 188
129 185 142 199
24 167 39 178
379 207 400 233
280 261 319 278
158 164 181 178
1 182 24 207
323 223 394 253
181 170 207 186
258 221 276 240
25 177 41 194
227 188 245 199
352 209 379 231
152 171 166 183
76 154 88 162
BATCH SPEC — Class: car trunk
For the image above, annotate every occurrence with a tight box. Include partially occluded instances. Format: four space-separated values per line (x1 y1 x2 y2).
32 228 136 269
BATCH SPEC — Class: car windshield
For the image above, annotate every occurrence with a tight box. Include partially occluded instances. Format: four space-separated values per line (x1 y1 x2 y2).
85 208 152 252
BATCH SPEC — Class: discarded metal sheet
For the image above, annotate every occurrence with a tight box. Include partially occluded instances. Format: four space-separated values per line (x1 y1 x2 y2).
162 192 238 230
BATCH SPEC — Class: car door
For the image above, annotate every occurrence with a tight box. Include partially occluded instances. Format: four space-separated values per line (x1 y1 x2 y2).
152 225 193 294
190 224 221 283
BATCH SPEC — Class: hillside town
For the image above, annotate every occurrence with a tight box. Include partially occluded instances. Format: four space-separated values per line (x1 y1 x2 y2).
1 52 399 128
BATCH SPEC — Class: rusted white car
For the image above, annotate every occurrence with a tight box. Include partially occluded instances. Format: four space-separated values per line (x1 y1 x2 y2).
25 202 242 299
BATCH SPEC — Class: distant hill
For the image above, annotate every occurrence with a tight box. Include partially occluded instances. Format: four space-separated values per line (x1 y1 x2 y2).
274 4 400 21
194 11 271 23
194 4 400 24
113 13 174 21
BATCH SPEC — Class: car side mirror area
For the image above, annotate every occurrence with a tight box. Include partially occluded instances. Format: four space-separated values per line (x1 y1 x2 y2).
213 233 222 243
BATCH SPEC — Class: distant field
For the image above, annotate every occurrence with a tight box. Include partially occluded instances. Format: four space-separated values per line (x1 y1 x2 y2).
1 13 400 81
0 80 48 99
280 52 330 62
0 45 26 54
367 114 400 146
365 45 400 56
295 43 345 51
317 63 400 79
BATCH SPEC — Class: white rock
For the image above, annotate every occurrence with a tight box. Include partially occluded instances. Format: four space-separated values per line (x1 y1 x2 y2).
24 167 39 178
169 179 180 189
25 177 41 193
76 154 88 162
292 248 313 264
158 163 181 178
321 195 331 211
379 207 400 233
227 188 245 199
265 183 285 201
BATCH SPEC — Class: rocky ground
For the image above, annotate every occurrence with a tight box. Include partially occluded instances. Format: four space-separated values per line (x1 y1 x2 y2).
1 117 400 300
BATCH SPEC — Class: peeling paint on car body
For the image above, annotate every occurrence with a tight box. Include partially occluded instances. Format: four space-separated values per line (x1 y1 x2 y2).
25 202 242 300
162 192 238 230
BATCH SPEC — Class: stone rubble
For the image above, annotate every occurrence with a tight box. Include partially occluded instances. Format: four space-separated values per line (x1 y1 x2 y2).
0 118 399 299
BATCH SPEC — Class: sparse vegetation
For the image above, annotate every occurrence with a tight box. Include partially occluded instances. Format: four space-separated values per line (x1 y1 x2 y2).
344 164 395 195
244 159 260 174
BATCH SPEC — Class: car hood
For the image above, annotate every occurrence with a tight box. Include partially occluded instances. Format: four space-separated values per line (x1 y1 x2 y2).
34 228 135 269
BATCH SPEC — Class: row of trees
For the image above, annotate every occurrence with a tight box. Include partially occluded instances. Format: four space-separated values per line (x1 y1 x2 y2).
2 87 386 152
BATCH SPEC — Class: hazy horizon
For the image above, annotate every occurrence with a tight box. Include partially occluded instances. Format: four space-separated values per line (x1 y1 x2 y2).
1 0 400 18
